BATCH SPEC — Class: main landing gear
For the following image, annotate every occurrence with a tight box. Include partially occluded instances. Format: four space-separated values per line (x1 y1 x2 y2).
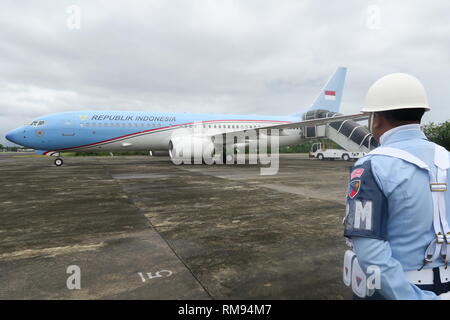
54 158 64 166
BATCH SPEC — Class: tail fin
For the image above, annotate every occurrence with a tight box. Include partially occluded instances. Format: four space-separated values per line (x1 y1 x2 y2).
309 67 346 112
291 67 347 117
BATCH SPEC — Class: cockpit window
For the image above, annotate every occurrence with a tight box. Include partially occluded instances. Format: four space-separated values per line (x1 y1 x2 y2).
30 120 45 126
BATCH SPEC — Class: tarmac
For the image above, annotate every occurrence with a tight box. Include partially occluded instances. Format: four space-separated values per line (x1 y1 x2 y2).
0 152 353 299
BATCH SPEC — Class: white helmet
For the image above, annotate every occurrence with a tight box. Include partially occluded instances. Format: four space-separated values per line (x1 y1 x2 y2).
361 73 430 113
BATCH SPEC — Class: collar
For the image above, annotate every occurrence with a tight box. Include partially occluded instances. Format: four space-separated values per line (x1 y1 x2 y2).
379 124 424 146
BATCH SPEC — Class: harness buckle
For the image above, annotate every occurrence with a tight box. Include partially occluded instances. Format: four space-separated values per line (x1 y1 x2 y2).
437 232 445 244
430 183 448 192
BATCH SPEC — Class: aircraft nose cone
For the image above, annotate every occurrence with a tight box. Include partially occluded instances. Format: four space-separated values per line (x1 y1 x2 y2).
5 131 13 142
5 129 19 144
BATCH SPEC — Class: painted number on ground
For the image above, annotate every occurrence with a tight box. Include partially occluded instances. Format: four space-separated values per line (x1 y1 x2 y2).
138 270 173 282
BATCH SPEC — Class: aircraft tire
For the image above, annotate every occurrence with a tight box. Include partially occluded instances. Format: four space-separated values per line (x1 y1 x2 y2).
54 158 64 166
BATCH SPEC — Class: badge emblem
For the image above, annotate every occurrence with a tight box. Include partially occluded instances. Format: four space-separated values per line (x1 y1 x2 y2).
350 168 365 180
348 180 361 199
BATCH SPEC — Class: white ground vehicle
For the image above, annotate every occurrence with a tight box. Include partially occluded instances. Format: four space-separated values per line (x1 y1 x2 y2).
309 142 366 161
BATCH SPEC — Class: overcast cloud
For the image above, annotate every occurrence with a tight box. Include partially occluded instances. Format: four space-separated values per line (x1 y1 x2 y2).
1 0 449 145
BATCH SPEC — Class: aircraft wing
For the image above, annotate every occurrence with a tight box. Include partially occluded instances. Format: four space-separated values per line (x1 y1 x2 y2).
263 113 367 130
210 113 369 140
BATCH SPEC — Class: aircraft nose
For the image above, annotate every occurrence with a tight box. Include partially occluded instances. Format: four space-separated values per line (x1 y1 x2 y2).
5 129 19 144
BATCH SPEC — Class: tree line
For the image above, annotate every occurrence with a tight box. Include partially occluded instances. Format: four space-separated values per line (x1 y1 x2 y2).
421 121 450 150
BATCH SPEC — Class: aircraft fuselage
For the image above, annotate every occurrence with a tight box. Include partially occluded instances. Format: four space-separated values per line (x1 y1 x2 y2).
5 110 303 154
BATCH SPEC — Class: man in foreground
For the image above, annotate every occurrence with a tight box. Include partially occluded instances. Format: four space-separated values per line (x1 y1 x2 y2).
343 73 450 299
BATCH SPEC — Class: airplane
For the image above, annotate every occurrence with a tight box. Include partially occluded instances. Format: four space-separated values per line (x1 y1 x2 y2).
4 67 369 166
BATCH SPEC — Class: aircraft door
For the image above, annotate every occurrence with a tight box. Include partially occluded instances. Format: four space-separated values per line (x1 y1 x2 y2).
306 126 316 138
61 119 76 137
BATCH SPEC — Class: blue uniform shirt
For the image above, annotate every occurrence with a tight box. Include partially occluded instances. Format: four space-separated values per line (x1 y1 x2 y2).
347 124 450 300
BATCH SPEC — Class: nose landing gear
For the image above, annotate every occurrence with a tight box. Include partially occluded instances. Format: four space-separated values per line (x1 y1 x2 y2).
54 158 64 166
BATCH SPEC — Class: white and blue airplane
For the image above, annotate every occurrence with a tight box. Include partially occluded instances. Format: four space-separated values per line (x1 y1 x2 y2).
5 67 367 166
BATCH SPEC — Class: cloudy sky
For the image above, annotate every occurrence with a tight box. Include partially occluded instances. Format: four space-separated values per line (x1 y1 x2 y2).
1 0 449 145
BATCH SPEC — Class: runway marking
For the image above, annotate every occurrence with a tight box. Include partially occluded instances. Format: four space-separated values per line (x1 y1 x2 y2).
0 242 105 261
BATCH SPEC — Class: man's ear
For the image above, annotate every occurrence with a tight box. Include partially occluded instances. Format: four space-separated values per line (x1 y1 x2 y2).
372 113 383 129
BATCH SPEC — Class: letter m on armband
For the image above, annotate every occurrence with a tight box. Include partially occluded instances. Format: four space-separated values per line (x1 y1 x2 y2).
353 200 372 230
344 161 388 240
344 199 384 239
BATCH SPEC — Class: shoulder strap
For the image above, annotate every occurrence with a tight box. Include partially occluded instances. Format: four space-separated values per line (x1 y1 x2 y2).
368 147 429 171
434 144 449 171
367 145 450 267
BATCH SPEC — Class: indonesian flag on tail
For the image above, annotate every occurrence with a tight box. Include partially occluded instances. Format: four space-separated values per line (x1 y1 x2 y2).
324 90 336 101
